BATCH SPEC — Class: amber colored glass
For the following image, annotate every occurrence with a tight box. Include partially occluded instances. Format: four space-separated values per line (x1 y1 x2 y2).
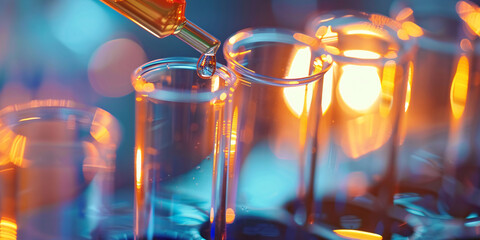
100 0 185 38
101 0 219 54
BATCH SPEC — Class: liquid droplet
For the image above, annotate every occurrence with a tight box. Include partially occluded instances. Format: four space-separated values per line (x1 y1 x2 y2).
197 54 216 79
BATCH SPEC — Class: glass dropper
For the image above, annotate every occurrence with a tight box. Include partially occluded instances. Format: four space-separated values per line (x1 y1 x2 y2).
100 0 220 55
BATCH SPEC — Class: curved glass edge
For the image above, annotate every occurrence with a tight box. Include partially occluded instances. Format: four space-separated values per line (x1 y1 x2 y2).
132 57 237 103
223 27 333 87
305 10 417 66
0 99 122 147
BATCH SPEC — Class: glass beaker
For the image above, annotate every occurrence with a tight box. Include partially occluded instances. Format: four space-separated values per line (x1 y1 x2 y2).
223 28 336 239
132 57 236 240
304 11 416 238
0 99 120 240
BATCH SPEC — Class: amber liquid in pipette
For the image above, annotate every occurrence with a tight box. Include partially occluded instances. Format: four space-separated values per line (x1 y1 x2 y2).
101 0 186 38
101 0 217 79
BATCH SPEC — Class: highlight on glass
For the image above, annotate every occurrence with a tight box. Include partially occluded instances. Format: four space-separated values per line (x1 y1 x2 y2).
132 57 236 240
304 10 416 238
0 99 120 240
223 27 337 239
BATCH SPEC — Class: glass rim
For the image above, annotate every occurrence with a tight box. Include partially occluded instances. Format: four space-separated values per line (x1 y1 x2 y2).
305 10 417 66
0 99 121 146
132 57 237 103
389 0 478 54
223 27 333 86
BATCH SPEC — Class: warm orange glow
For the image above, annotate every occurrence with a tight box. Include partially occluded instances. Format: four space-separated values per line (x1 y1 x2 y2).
380 60 396 117
344 29 384 38
340 114 392 158
229 107 238 178
385 51 398 59
286 47 312 78
293 32 318 46
405 61 413 112
90 110 116 145
457 0 480 35
334 229 382 240
90 124 111 145
210 208 214 223
219 92 227 101
343 50 381 60
226 208 236 224
135 148 142 189
397 29 410 41
338 65 381 112
18 117 41 122
450 56 470 119
0 218 17 240
211 75 220 92
283 47 314 118
325 46 341 55
395 7 413 22
284 84 315 118
9 135 26 167
228 49 251 58
321 63 335 114
402 21 424 37
133 76 155 93
315 26 338 44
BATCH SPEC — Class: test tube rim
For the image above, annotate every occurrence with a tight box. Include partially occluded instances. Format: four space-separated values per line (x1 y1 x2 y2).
305 10 417 66
132 57 237 103
389 0 478 54
0 99 122 147
223 27 333 87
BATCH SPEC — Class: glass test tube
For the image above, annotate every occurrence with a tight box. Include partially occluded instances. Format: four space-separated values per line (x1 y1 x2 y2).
305 11 415 238
389 0 477 202
0 99 120 240
390 0 480 238
223 28 336 239
132 57 236 240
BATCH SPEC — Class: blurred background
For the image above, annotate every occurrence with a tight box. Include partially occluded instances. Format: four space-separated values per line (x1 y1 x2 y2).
0 0 397 190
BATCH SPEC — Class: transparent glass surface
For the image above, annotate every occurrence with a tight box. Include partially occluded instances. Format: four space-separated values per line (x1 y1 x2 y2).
132 57 236 240
0 99 120 240
223 28 337 239
389 1 480 238
304 11 415 239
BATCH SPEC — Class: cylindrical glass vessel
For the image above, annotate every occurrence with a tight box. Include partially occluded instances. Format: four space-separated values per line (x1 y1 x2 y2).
223 28 335 239
305 11 415 238
389 0 480 238
0 99 120 240
132 57 236 240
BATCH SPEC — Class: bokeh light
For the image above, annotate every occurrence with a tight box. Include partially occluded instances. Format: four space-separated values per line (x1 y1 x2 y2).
48 0 113 56
88 38 146 98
